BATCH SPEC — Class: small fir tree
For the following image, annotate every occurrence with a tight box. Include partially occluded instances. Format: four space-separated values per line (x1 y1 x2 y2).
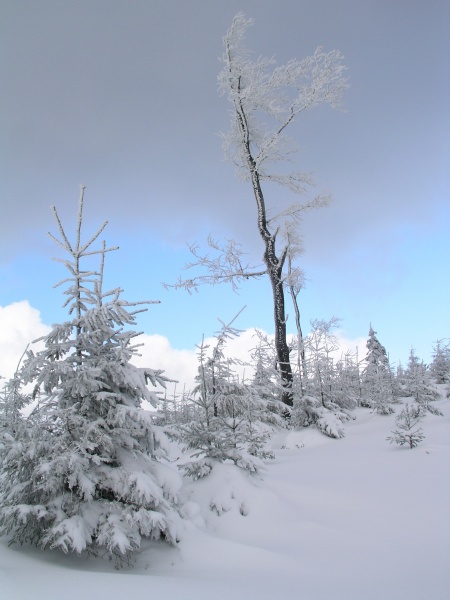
249 329 291 424
386 404 425 449
176 313 276 480
290 318 351 438
0 188 181 565
304 318 341 407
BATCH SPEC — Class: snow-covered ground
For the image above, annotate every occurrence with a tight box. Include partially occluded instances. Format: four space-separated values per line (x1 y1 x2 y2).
1 396 449 600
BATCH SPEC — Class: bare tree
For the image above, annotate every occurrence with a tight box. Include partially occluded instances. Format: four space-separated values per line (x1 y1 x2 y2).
167 14 347 406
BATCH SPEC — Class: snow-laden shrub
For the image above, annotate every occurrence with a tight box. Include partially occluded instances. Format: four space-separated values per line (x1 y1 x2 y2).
178 415 274 479
291 395 350 439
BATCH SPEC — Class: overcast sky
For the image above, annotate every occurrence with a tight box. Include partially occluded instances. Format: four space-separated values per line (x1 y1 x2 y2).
1 0 449 380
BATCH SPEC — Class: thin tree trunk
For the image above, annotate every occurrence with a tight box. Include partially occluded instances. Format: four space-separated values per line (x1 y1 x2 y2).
288 252 307 391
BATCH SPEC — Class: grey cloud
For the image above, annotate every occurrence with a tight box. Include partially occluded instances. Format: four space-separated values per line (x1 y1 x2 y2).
1 0 448 265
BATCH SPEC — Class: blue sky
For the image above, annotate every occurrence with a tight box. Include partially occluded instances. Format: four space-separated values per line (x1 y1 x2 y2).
1 0 449 377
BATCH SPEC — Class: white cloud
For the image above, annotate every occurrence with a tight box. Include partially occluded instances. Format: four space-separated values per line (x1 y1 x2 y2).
0 301 50 380
131 333 199 394
332 330 368 364
0 301 369 394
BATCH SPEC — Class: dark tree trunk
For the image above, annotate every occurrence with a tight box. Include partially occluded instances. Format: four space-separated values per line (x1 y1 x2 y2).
232 78 294 406
248 151 293 406
268 262 293 406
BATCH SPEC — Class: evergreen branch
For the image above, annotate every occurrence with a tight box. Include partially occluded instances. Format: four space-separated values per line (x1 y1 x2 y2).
50 206 73 253
79 246 120 258
48 231 71 253
78 221 110 255
75 185 85 252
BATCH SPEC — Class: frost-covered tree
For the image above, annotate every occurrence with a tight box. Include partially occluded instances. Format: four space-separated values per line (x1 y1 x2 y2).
249 330 287 421
386 404 425 449
430 339 450 385
304 317 340 407
155 385 197 427
362 326 394 414
0 351 30 437
290 318 352 438
176 314 276 480
0 188 181 565
333 350 362 409
364 326 390 374
167 13 348 406
403 348 441 416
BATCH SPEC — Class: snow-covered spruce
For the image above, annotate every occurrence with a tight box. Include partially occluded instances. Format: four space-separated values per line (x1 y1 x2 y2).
0 188 181 565
361 326 395 414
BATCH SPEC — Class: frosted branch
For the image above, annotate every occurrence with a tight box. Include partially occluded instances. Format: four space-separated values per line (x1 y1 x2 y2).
163 236 267 293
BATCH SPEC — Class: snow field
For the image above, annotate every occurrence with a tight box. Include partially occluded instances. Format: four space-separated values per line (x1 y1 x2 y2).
1 397 449 600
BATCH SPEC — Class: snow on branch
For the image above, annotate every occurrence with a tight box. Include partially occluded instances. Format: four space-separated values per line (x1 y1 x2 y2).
219 12 349 190
266 193 332 226
164 236 266 293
